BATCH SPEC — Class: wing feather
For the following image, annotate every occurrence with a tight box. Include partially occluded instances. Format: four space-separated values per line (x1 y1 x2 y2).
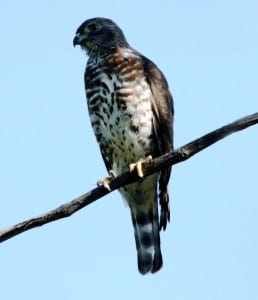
142 56 174 230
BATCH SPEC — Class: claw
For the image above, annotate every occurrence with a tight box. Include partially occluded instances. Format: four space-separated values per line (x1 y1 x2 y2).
97 178 112 191
97 170 117 191
129 155 152 178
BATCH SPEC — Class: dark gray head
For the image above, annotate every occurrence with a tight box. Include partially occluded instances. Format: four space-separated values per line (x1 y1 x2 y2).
73 17 129 56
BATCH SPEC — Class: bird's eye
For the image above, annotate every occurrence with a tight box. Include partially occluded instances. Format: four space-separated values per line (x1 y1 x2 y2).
87 23 100 33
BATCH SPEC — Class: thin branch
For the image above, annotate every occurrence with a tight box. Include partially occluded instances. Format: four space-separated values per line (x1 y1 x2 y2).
0 112 257 243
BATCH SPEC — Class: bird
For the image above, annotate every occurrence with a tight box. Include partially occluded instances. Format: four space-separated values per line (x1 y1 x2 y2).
73 17 174 274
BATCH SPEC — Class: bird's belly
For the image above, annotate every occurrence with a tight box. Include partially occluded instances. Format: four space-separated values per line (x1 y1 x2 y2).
89 97 154 175
93 106 154 175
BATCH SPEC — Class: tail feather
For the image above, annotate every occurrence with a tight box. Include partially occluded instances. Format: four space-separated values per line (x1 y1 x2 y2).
131 205 163 275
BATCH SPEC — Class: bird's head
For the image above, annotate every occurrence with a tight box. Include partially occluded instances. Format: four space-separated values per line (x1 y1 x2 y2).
73 17 129 57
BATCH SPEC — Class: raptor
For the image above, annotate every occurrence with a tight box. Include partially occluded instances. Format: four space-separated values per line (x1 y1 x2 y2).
73 17 174 274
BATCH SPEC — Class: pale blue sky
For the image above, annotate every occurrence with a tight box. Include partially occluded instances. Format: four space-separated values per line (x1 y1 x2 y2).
1 1 258 299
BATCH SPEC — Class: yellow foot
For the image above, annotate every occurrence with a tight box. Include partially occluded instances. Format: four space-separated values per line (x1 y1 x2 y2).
97 170 117 191
129 155 152 178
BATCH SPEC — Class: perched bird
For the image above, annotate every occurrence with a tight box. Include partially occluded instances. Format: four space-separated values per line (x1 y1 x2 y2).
73 17 174 274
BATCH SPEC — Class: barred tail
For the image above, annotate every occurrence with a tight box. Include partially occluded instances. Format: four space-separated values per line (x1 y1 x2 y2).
130 204 163 275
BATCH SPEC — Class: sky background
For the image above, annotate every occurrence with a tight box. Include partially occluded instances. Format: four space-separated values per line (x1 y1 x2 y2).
1 1 258 299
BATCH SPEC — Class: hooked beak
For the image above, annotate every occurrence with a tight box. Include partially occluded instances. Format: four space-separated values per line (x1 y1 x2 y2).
73 35 80 47
73 34 87 47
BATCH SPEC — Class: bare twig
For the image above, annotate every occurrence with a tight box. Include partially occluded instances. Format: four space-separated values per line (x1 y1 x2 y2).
0 112 257 243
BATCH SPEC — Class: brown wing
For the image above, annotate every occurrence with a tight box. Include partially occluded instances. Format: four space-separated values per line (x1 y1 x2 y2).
141 55 174 231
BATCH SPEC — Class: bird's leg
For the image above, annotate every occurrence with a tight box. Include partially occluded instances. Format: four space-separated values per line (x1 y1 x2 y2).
97 170 117 191
129 155 152 178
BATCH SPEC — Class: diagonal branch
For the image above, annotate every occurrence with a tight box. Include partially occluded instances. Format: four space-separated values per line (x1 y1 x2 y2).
0 112 257 243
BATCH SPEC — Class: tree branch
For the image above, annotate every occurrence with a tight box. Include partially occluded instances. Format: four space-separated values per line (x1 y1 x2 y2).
0 112 257 243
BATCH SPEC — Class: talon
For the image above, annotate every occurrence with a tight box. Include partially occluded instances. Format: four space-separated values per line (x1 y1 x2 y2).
129 161 144 177
109 170 117 178
129 155 152 178
97 170 117 191
97 178 111 191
